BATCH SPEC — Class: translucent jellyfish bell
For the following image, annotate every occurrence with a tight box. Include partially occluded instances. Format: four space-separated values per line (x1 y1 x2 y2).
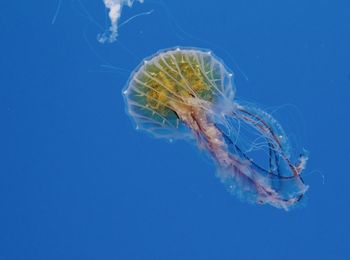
123 47 236 139
123 47 309 210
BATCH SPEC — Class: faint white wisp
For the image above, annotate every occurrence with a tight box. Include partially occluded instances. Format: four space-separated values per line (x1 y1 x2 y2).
99 0 145 43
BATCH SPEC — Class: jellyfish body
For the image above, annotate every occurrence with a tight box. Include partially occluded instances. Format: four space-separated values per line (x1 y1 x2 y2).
123 47 308 210
100 0 144 43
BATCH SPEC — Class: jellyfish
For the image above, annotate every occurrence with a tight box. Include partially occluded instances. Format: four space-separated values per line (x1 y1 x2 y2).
100 0 144 43
123 47 309 210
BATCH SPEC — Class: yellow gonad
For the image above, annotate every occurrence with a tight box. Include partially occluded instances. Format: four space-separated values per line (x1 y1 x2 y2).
123 47 308 210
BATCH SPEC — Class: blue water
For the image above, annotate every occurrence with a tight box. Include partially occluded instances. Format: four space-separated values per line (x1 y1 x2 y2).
1 0 349 259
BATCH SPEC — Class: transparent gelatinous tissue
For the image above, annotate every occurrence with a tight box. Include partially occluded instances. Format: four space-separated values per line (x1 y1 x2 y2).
123 47 309 210
99 0 144 43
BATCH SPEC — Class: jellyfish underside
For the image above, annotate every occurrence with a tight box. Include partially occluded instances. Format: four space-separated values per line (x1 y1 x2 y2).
124 48 308 210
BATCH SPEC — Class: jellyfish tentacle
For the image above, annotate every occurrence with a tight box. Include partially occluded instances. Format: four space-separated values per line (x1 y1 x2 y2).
171 100 305 209
233 105 308 178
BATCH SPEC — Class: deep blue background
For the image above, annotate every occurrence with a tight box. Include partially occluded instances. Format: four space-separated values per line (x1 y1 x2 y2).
1 0 349 259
